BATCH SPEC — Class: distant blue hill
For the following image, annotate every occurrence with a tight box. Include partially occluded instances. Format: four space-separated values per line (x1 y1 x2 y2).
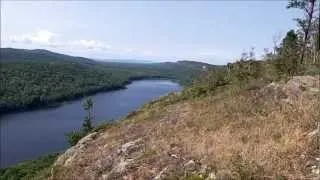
95 59 156 64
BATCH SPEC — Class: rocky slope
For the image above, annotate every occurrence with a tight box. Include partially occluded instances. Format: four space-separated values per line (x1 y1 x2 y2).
50 76 319 180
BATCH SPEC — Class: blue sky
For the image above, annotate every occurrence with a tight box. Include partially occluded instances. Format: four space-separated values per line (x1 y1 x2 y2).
1 1 300 64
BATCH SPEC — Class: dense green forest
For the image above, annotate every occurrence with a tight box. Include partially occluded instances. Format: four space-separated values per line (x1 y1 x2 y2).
0 48 215 114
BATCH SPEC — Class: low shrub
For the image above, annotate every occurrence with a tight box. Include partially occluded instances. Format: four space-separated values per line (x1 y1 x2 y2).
0 153 59 180
65 130 86 146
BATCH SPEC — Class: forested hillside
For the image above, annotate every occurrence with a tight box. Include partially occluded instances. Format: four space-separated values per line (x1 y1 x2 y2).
0 48 215 114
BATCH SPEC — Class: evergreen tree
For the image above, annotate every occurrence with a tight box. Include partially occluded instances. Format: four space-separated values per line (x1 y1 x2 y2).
276 30 300 76
82 97 93 133
287 0 317 64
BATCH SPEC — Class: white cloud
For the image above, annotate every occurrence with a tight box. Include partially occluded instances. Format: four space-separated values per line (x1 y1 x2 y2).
8 30 113 52
70 40 111 51
9 30 59 45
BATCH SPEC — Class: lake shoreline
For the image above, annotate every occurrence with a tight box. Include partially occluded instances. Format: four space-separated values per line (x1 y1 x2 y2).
0 77 178 116
0 80 181 174
1 79 182 168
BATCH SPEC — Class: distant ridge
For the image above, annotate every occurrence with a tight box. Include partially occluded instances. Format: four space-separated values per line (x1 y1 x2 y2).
0 48 96 65
95 59 155 64
0 48 219 68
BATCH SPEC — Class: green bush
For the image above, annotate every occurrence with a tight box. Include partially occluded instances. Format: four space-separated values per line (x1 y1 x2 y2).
0 153 59 180
65 130 86 146
93 120 117 132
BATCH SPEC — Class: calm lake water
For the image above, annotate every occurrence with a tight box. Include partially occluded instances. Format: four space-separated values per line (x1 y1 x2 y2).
0 80 181 168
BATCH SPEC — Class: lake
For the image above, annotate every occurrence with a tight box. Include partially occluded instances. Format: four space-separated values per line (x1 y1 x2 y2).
0 80 181 168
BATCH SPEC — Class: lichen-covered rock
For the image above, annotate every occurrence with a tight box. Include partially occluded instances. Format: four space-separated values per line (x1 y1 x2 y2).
54 132 98 166
117 138 143 156
184 160 196 171
153 167 168 180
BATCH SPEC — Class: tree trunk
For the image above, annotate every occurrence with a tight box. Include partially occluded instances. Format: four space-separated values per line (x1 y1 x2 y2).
318 0 320 52
300 0 316 64
316 25 319 65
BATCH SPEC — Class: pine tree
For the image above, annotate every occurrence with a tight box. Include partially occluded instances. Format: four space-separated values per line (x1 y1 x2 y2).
276 30 300 76
82 97 93 133
287 0 317 64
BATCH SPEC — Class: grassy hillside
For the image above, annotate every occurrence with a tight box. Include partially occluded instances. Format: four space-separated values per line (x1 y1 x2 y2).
47 74 319 180
1 55 314 179
0 48 214 114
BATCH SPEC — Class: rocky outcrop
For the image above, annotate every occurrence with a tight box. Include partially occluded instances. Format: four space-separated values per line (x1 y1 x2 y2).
51 75 320 180
54 132 98 167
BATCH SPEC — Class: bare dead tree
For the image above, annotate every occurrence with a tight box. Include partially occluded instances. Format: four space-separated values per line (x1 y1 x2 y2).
287 0 317 64
272 32 282 59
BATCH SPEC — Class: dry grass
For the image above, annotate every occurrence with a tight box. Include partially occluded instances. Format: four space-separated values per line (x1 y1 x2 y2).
51 76 320 180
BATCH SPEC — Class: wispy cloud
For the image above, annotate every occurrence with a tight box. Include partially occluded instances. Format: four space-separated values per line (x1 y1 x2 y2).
8 30 113 51
9 30 59 46
6 30 157 58
69 40 112 51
